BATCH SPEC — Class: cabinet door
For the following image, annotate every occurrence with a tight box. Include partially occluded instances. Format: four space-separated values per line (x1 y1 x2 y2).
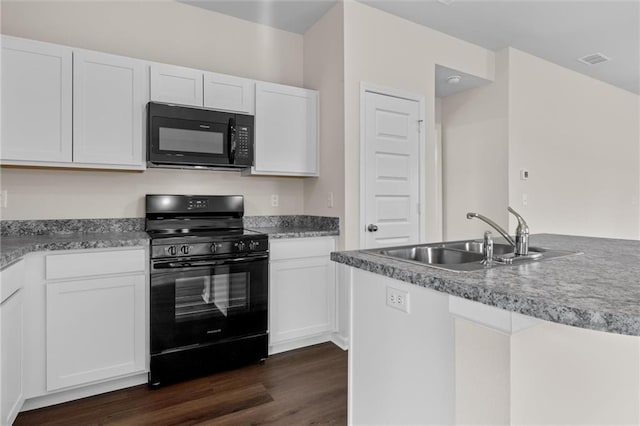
73 50 147 167
1 290 24 426
150 64 203 107
1 36 72 163
46 274 145 391
254 82 319 176
269 256 335 345
204 72 254 114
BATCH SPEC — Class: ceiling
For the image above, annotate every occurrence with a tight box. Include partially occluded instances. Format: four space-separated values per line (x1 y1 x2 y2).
178 0 640 95
435 65 491 98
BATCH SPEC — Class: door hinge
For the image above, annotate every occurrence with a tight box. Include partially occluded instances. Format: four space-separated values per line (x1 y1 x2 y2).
417 119 424 133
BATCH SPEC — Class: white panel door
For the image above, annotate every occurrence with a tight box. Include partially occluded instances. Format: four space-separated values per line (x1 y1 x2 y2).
1 36 72 163
150 64 203 107
46 275 146 391
269 256 335 345
1 290 24 426
73 50 147 166
254 82 318 176
204 72 254 114
364 91 420 248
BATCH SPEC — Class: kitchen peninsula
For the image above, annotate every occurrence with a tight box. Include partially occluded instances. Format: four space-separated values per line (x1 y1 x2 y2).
332 234 640 425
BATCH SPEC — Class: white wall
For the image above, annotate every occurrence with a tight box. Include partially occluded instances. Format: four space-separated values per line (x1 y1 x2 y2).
441 47 640 241
342 0 495 249
507 48 640 240
441 49 509 241
303 2 346 248
0 0 305 220
0 168 303 219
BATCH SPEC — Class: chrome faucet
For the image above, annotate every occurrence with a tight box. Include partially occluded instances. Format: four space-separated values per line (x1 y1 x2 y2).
508 206 529 256
466 207 530 256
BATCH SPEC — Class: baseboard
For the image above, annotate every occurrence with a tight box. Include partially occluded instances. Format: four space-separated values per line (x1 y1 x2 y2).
21 372 148 412
269 333 332 355
330 333 349 350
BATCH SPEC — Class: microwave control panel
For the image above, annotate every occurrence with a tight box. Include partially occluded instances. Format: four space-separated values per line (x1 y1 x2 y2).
236 126 251 161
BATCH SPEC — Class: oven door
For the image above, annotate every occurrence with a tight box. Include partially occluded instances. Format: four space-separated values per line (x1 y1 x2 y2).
150 254 268 354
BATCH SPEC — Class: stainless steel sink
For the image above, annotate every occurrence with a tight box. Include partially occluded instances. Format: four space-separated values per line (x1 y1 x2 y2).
366 239 580 272
378 246 484 265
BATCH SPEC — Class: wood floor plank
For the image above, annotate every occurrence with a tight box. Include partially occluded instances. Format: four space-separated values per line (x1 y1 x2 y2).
15 343 347 426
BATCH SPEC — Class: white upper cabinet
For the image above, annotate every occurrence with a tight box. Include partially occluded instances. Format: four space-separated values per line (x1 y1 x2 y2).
150 63 203 107
149 65 255 115
73 50 147 167
1 36 147 170
204 72 255 114
1 36 72 163
252 82 319 177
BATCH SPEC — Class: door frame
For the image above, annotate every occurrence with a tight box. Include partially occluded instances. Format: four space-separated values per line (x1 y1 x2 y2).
359 82 427 248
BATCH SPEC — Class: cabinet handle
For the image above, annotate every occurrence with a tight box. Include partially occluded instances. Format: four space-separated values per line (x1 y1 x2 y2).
367 224 378 232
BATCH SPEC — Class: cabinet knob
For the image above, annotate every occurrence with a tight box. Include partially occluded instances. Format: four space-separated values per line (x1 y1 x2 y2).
367 224 378 232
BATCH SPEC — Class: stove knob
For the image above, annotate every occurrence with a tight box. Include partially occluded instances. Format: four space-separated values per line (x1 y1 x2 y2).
210 243 218 253
249 240 260 250
235 241 246 251
180 245 190 255
167 245 177 256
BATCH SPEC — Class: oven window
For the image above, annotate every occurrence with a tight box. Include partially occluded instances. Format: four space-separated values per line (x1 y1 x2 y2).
159 127 225 154
175 272 249 322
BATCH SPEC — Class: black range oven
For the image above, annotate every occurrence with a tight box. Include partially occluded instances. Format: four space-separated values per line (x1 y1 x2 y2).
146 194 268 386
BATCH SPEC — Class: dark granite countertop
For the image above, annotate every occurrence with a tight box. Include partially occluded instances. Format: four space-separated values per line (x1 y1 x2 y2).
0 215 340 269
1 232 150 269
248 226 339 239
244 215 339 239
331 234 640 336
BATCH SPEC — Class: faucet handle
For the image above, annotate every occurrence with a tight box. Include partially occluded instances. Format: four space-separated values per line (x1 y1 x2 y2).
508 206 530 256
482 231 494 265
507 206 529 234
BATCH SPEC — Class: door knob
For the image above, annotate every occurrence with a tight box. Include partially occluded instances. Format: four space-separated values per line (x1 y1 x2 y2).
367 224 378 232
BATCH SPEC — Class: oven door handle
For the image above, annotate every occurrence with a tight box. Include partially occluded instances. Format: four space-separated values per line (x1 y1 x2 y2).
153 254 267 269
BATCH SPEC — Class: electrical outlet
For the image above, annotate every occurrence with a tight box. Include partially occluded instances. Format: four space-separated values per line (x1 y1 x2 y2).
270 194 279 207
386 287 410 313
0 190 7 208
327 192 334 208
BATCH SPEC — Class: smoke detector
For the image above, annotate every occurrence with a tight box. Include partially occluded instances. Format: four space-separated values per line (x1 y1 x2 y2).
578 53 611 65
437 0 455 5
447 75 462 84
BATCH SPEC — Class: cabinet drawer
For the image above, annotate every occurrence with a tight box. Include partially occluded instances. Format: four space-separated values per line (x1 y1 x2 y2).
270 238 335 261
1 259 24 304
46 249 145 280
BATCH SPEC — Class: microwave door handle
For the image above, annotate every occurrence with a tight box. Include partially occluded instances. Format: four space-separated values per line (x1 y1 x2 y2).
228 117 236 164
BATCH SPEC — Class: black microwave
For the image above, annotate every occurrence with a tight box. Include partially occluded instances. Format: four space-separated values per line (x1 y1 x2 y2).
147 102 254 170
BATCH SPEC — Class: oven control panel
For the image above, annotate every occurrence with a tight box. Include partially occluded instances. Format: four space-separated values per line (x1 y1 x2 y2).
152 235 268 259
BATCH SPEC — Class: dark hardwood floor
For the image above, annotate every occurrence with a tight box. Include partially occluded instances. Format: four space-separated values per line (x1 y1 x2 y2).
15 343 347 426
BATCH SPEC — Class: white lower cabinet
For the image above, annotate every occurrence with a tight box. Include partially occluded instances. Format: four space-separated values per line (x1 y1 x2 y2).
46 274 146 391
14 247 149 415
1 261 25 426
268 237 336 354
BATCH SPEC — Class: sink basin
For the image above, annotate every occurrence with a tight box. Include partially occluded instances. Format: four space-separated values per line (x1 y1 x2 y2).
378 246 483 265
443 241 514 255
367 239 580 272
